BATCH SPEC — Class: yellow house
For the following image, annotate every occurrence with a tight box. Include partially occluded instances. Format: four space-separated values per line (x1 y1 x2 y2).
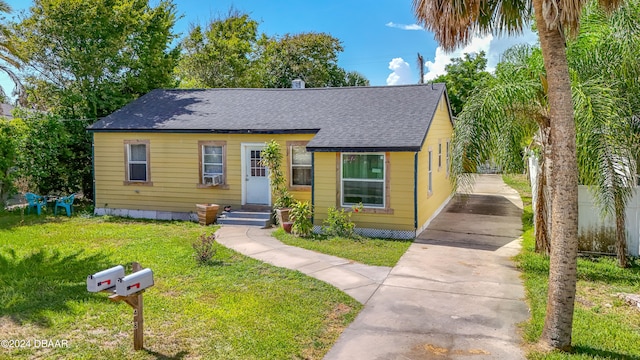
88 84 454 239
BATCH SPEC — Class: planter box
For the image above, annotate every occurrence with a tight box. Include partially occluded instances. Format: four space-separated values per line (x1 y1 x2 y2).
196 203 219 226
275 208 290 227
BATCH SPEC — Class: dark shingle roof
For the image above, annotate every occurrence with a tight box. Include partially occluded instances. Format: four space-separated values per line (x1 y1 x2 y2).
89 84 450 152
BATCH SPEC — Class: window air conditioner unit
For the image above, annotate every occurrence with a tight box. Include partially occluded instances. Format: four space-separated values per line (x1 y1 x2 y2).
203 174 223 186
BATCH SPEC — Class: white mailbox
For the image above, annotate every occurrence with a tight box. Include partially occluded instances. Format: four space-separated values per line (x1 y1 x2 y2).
87 265 125 293
116 268 154 296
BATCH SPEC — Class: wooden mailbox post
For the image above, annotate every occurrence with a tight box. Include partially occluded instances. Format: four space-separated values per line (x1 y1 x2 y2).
87 262 154 351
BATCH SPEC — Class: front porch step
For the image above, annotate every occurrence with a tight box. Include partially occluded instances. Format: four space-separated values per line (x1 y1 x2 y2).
217 211 272 227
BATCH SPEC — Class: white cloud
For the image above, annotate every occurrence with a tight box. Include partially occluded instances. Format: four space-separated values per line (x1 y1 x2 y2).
386 58 413 85
385 22 423 31
422 27 539 82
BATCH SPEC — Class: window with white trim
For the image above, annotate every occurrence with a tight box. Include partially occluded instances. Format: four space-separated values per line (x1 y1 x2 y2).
446 140 450 176
428 149 433 194
125 140 150 183
290 145 311 186
199 141 226 186
438 142 442 170
341 153 385 208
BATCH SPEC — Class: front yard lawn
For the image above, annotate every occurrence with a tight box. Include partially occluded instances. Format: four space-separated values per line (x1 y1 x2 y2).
0 213 361 359
272 228 412 267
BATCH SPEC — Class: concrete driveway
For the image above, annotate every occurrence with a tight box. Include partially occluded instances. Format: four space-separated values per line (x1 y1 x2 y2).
324 175 530 359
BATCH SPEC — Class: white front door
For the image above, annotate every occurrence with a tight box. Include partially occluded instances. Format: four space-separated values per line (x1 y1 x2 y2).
244 145 270 205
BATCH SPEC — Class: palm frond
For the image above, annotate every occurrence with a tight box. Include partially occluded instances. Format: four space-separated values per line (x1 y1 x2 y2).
413 0 532 51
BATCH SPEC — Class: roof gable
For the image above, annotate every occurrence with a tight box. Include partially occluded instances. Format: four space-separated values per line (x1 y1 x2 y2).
89 84 450 152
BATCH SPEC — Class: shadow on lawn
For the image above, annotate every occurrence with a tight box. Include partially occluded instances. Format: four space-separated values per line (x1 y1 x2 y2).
519 252 640 286
0 247 114 327
0 210 67 230
145 349 189 360
571 345 640 360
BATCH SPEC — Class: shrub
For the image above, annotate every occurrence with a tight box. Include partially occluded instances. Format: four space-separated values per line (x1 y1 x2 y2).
290 200 313 237
322 203 362 238
193 232 217 264
260 140 295 209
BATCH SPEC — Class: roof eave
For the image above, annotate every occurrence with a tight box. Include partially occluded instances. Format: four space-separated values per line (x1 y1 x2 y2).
87 128 320 134
307 146 421 152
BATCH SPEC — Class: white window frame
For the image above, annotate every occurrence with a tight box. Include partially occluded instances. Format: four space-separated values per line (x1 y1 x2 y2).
428 148 433 195
199 141 226 187
438 141 442 170
289 144 312 188
446 140 450 177
124 140 151 185
340 152 386 208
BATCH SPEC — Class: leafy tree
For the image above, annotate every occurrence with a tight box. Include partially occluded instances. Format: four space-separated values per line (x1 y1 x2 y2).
12 109 76 196
432 51 491 116
12 0 180 198
175 12 367 89
0 118 19 205
0 0 24 103
14 0 180 119
414 0 626 351
256 32 350 88
175 11 260 88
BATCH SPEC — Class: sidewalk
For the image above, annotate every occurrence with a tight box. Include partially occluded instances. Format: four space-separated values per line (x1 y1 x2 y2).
215 225 391 304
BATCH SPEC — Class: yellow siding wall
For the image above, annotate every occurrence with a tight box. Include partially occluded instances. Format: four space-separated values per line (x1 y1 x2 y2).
93 133 314 212
313 152 416 231
417 95 454 229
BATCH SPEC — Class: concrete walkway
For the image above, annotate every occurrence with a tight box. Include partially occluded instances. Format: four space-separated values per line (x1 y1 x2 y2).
215 174 529 359
215 225 392 304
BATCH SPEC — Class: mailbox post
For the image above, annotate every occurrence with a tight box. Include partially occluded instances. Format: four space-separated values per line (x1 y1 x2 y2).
88 262 154 351
108 262 152 350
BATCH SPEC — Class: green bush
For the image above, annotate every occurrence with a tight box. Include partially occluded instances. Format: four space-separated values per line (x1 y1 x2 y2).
290 200 313 237
322 204 362 238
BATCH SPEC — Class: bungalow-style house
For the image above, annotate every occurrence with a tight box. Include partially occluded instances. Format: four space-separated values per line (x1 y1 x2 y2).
88 83 454 239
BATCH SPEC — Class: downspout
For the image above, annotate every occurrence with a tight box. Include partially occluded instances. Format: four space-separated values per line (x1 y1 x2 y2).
414 151 418 230
91 132 96 206
311 153 315 225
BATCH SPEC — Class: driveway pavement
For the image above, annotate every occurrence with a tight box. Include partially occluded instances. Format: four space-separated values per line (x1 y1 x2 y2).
323 174 529 359
216 174 529 359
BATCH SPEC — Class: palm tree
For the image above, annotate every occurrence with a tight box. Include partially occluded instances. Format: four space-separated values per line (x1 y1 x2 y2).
450 45 553 254
413 0 626 351
0 1 24 103
570 0 640 268
453 38 637 268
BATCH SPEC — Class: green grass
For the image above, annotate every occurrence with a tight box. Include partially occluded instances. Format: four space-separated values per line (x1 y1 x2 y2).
0 211 362 359
503 174 640 359
272 228 412 267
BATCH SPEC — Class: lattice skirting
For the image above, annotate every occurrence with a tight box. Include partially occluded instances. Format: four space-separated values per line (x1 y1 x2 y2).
312 225 415 239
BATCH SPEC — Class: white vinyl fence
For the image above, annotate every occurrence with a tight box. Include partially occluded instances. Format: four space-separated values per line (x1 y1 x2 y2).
529 157 640 256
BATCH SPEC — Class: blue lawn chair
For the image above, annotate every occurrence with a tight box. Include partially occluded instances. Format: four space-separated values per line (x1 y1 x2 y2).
25 192 47 215
54 193 75 216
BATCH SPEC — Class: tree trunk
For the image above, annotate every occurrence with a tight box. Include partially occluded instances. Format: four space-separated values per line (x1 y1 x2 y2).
534 0 580 351
615 193 628 268
535 156 550 255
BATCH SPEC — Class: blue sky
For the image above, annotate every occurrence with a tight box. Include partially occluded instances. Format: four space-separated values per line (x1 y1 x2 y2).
2 0 538 94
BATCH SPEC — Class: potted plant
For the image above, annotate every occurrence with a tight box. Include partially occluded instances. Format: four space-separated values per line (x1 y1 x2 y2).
260 140 295 226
